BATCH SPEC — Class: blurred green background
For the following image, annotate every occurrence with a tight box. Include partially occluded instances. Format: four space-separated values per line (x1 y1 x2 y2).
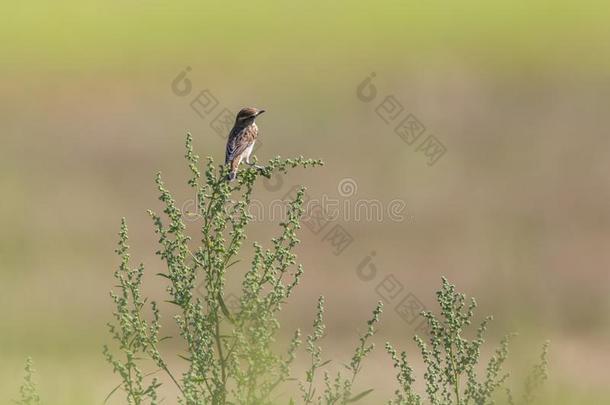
1 0 610 403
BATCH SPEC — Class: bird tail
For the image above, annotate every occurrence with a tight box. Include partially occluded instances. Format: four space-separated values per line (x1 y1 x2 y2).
226 158 240 182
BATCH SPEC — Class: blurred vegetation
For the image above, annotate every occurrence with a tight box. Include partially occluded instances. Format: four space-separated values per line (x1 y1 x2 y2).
1 0 609 403
15 357 40 405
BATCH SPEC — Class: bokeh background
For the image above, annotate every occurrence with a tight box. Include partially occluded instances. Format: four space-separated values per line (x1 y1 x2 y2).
1 1 609 403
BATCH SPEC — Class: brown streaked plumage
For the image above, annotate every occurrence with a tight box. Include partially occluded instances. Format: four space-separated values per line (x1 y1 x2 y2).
225 107 265 181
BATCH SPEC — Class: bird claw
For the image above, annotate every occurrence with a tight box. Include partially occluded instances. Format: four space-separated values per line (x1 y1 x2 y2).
243 162 271 178
251 164 271 178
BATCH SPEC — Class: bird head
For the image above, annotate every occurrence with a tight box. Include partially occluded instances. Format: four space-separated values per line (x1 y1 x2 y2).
235 107 265 125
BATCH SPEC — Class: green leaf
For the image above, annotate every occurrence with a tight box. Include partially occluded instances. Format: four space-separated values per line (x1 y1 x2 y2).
178 354 192 362
219 294 235 324
226 260 241 269
103 382 122 404
347 388 374 403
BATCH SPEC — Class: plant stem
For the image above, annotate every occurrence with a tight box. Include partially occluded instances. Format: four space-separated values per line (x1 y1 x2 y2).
215 318 227 404
449 343 461 405
159 362 185 397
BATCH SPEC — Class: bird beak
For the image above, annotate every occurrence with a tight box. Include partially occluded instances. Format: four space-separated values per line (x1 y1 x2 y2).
257 109 266 116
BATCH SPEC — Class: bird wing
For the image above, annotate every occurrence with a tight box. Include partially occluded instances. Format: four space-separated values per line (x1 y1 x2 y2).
225 126 256 164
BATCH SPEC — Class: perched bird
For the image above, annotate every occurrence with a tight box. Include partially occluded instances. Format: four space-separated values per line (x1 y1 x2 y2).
225 107 265 181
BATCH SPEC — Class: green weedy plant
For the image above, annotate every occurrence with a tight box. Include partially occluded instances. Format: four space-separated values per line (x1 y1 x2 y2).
385 278 549 405
104 133 325 404
298 297 382 405
104 134 549 405
14 357 40 405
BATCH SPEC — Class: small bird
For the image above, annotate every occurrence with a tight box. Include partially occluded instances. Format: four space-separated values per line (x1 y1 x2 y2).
225 107 265 181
